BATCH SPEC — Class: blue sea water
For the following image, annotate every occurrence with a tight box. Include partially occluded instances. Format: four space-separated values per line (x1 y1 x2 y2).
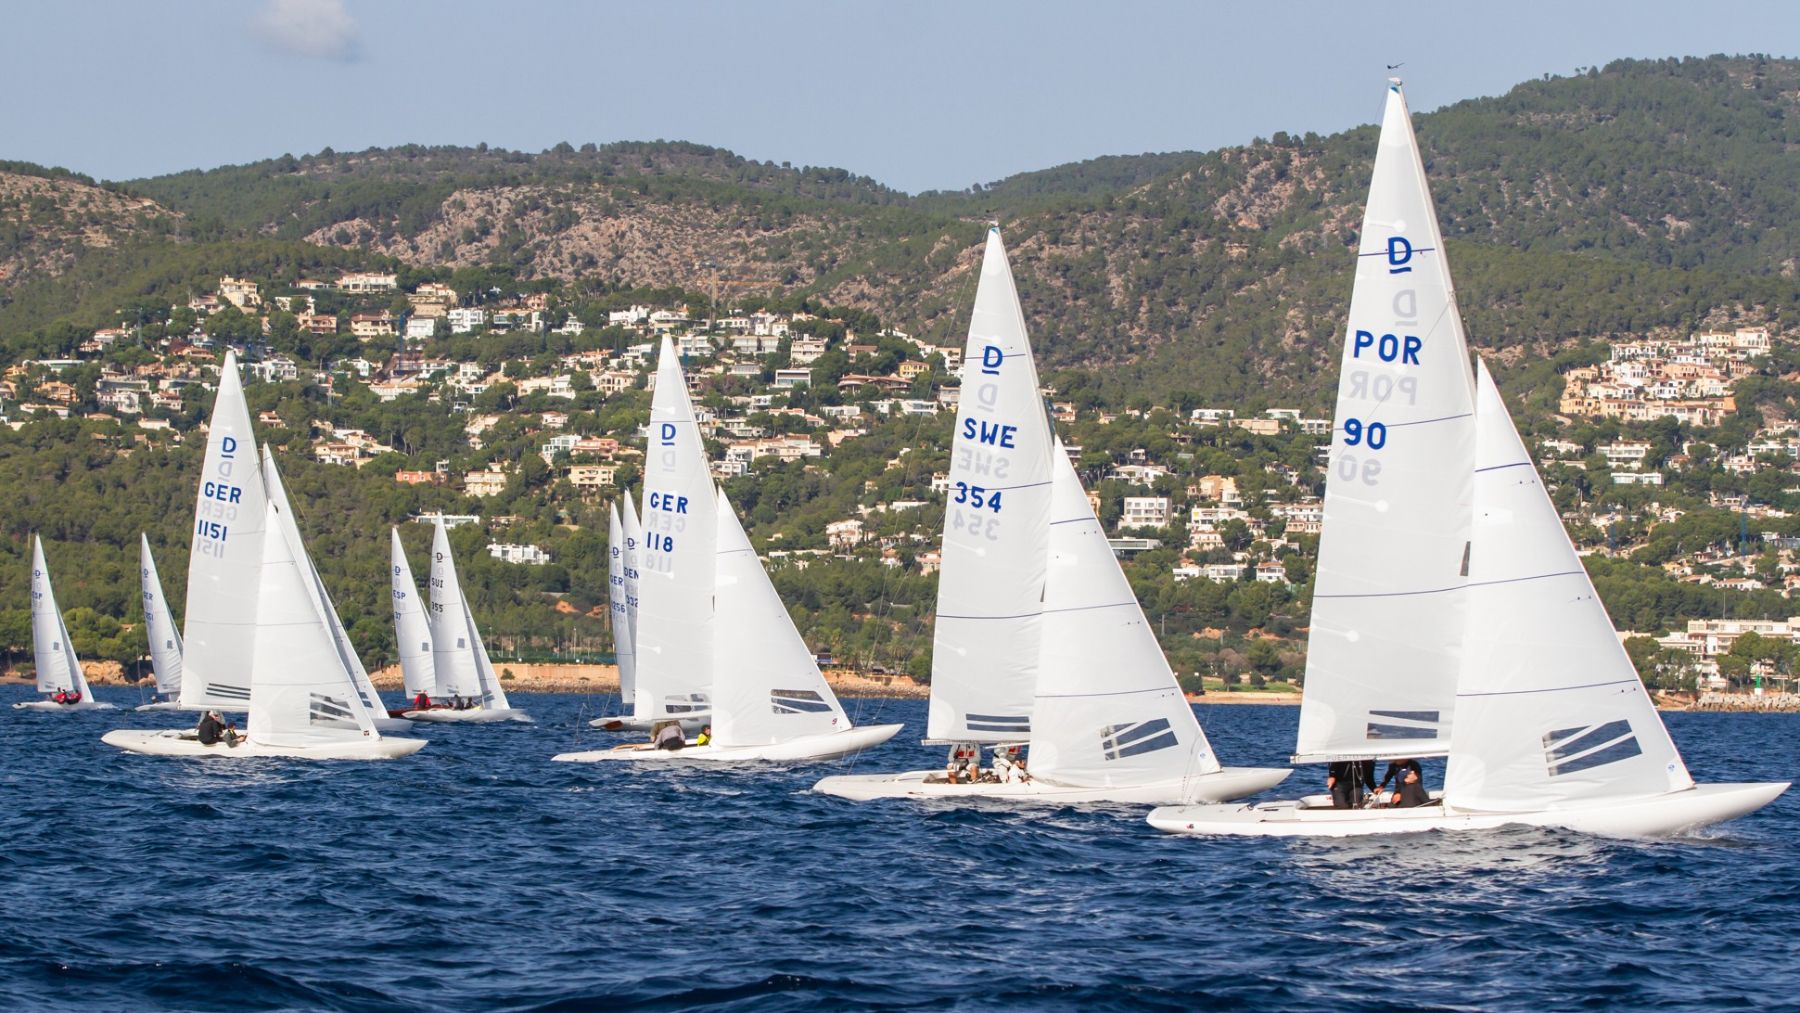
1 687 1795 1012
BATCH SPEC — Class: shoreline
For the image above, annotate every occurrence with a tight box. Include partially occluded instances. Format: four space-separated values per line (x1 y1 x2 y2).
7 665 1799 712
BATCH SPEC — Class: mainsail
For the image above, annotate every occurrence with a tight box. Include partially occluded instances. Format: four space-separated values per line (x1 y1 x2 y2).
1293 81 1478 762
139 534 184 699
30 536 89 698
927 226 1054 743
631 337 717 721
390 528 436 700
710 488 849 746
1443 362 1693 811
181 349 265 709
1029 444 1221 788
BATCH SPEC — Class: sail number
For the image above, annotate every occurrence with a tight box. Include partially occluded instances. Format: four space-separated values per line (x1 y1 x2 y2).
646 533 676 552
1341 418 1387 449
952 482 1003 512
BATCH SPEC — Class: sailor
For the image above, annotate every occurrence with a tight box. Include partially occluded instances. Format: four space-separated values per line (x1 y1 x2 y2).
993 745 1029 783
66 689 81 705
413 691 431 711
1326 761 1358 809
1380 758 1424 806
1393 766 1430 807
653 722 685 751
52 689 68 705
196 710 225 746
694 724 712 747
945 744 975 784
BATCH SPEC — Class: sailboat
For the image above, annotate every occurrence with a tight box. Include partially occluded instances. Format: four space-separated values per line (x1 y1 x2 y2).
813 227 1280 803
15 535 113 711
134 534 186 711
586 337 713 734
401 521 529 723
586 496 646 730
389 528 437 708
261 446 411 732
553 487 903 763
103 501 426 759
1148 361 1788 836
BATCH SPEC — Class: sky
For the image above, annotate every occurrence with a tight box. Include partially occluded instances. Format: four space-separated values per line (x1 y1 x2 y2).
4 0 1798 193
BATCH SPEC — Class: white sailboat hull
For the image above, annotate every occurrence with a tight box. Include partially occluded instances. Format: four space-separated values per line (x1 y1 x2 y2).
134 700 188 712
812 765 1291 804
101 728 428 760
13 699 116 712
586 714 708 733
1146 782 1790 839
554 723 904 764
403 707 532 724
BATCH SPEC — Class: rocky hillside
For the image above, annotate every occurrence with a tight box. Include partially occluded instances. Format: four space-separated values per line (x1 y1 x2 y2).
0 164 180 283
5 55 1797 406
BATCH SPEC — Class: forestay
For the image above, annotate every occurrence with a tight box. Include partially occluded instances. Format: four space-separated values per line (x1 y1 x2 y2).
927 226 1054 743
31 536 88 698
607 501 637 714
390 528 436 700
711 488 849 747
1294 81 1478 762
181 349 264 710
1029 444 1220 788
139 535 184 699
261 447 385 717
632 337 718 722
1443 362 1692 811
427 522 484 701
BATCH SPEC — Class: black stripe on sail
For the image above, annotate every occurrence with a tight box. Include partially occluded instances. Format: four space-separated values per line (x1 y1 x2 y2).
1370 710 1439 723
1101 718 1178 761
771 692 834 713
209 682 252 700
1543 719 1641 777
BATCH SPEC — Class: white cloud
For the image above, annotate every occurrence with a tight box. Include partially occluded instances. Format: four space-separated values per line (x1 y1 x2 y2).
253 0 361 62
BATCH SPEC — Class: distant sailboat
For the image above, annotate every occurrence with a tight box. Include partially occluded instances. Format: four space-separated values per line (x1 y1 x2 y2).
134 534 186 711
401 522 529 723
814 227 1279 803
261 446 411 732
389 528 436 706
1149 361 1788 836
104 501 426 759
586 497 643 729
554 486 902 763
14 535 113 711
